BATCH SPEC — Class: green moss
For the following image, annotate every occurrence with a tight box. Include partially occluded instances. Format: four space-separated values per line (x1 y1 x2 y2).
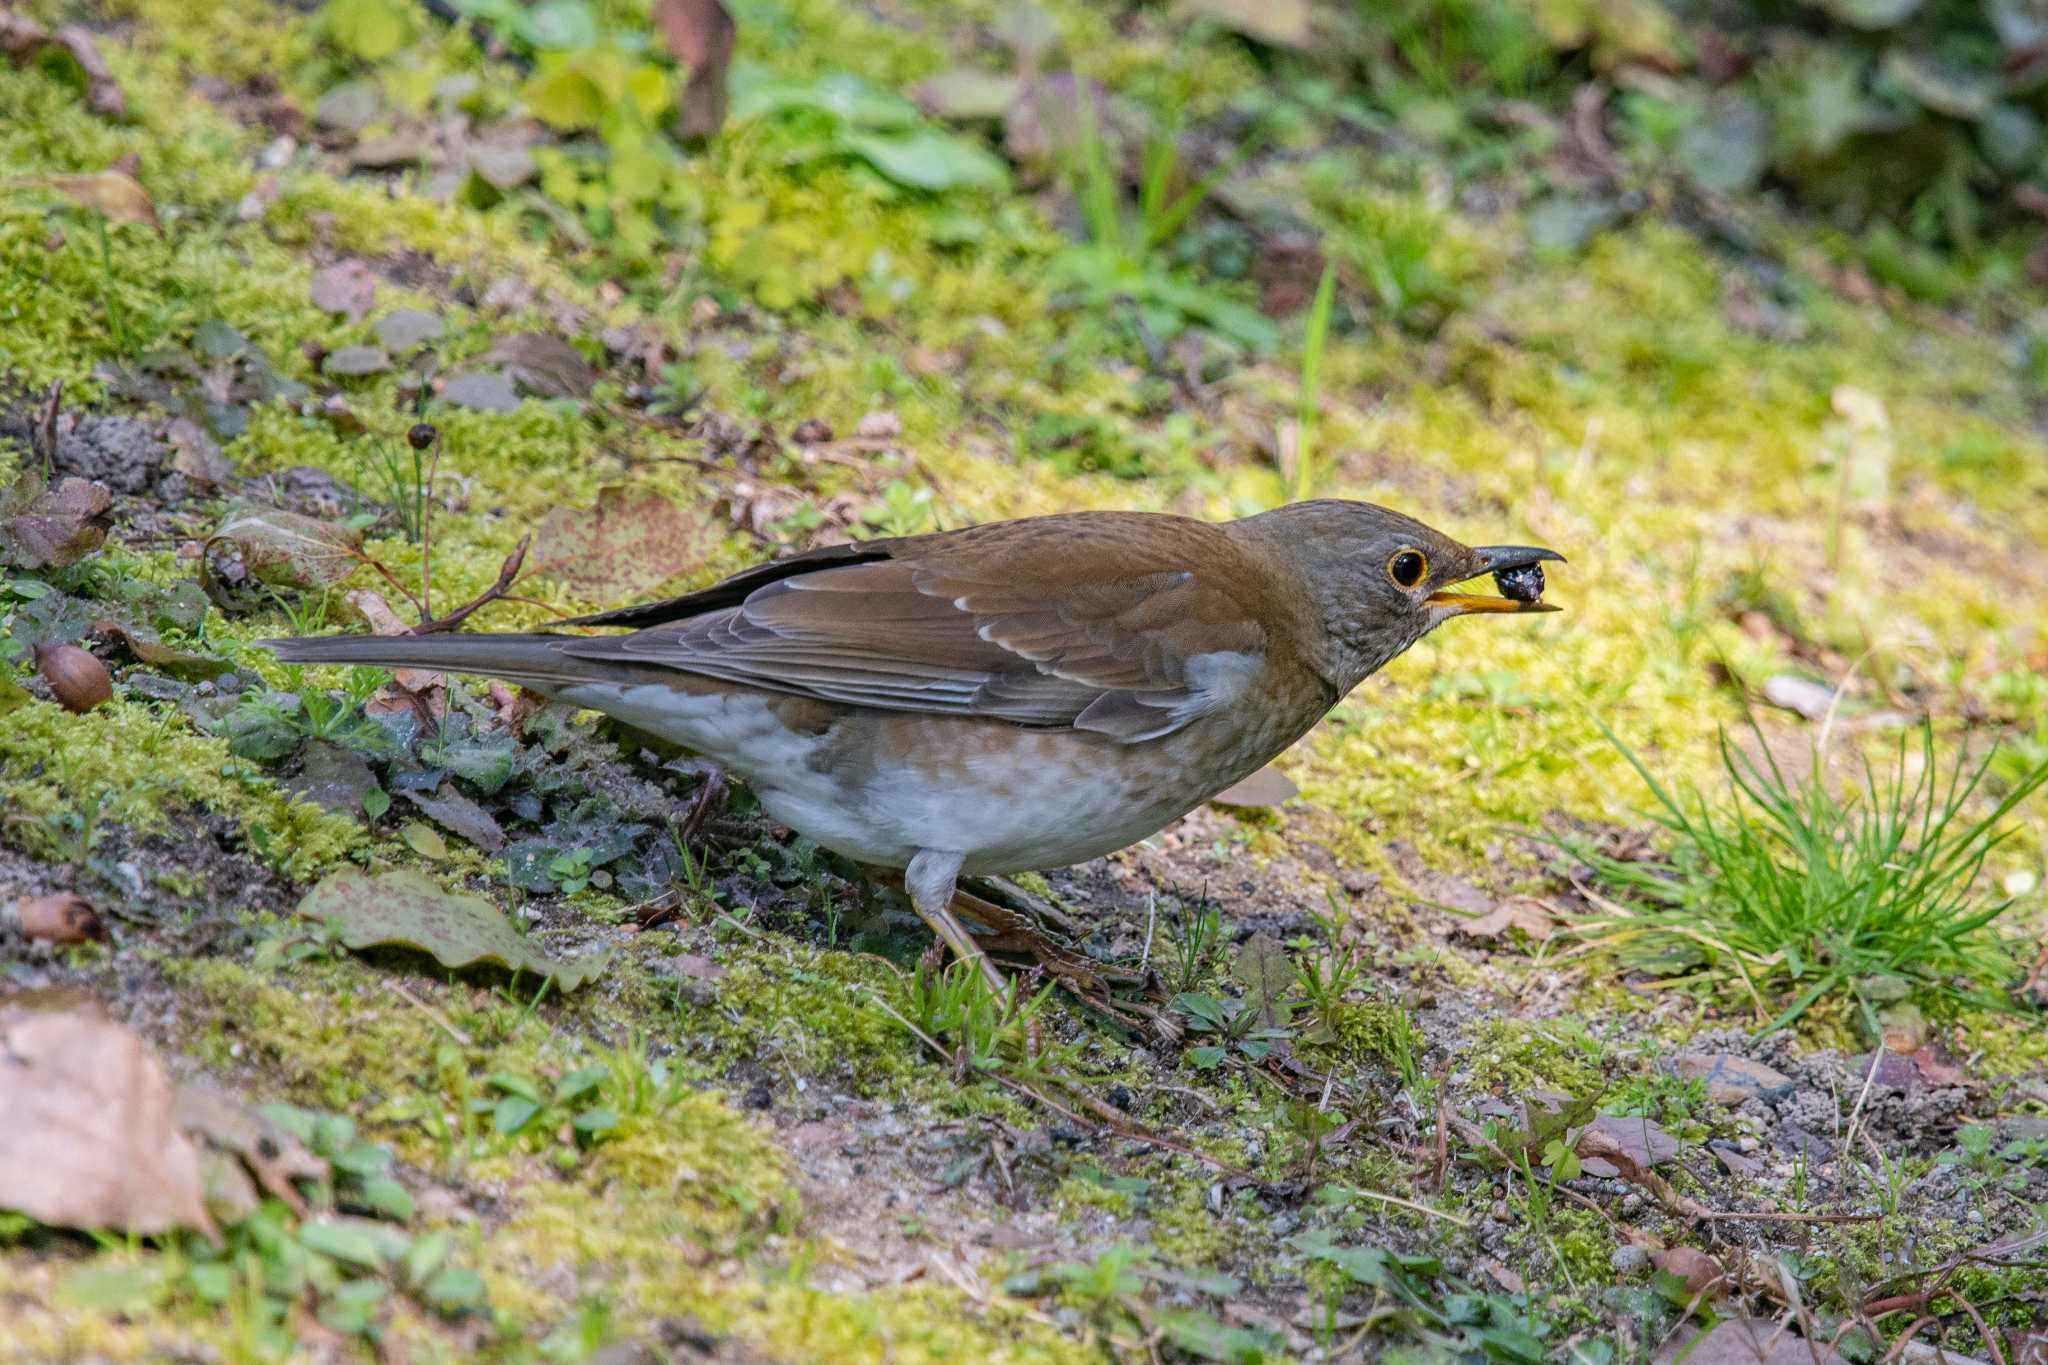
1463 1018 1604 1098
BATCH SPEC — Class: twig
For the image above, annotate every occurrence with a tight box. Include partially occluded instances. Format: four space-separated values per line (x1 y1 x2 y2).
33 380 60 478
418 430 444 621
1346 1184 1469 1228
1842 1042 1885 1157
409 537 533 635
378 976 473 1046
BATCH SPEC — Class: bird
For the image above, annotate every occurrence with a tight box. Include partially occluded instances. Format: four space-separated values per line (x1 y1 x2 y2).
266 500 1561 992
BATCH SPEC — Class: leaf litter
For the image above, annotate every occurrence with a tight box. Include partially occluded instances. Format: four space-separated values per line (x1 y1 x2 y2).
298 868 612 989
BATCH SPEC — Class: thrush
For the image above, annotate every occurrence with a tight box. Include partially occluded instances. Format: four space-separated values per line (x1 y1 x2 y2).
267 500 1561 991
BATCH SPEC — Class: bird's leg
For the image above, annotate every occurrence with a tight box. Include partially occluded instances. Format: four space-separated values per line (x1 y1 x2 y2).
905 849 1010 1000
950 881 1110 997
669 759 728 844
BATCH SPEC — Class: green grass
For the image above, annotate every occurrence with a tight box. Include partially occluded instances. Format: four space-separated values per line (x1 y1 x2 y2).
1567 719 2048 1032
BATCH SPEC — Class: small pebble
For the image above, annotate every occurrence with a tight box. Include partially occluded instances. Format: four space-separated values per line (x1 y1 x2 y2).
1610 1246 1650 1276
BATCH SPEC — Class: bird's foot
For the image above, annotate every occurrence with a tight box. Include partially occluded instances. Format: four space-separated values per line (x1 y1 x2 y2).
950 880 1143 1001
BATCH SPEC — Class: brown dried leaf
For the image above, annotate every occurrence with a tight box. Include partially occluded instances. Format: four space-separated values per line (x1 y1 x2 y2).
0 474 113 569
209 505 364 590
1209 764 1297 808
1456 896 1555 942
37 171 156 228
2 17 126 117
309 259 377 321
12 892 103 945
528 486 716 599
1652 1246 1725 1296
0 996 214 1235
92 618 232 678
1230 930 1294 1028
1652 1320 1847 1365
403 784 506 854
652 0 736 139
343 589 440 692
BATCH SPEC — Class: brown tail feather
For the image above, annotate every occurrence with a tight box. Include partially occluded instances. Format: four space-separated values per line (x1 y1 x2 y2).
262 632 598 686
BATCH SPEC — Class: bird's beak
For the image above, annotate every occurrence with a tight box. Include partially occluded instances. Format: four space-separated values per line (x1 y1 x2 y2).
1425 545 1566 615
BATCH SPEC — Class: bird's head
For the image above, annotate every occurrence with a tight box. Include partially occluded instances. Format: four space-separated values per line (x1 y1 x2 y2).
1234 499 1564 690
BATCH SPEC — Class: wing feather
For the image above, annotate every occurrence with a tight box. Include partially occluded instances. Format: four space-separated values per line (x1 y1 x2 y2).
558 514 1272 741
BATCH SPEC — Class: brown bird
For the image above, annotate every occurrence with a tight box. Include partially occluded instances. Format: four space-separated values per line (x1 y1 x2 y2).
267 501 1560 989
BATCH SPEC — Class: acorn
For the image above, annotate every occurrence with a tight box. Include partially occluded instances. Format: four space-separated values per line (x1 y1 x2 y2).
33 643 111 713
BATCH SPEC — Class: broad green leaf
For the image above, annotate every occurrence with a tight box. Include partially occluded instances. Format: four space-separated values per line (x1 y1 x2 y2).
298 869 612 990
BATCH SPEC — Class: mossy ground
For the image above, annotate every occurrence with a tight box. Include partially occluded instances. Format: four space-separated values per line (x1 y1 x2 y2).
3 0 2047 1360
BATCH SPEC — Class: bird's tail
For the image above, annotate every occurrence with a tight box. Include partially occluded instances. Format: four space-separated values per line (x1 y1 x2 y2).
262 632 598 689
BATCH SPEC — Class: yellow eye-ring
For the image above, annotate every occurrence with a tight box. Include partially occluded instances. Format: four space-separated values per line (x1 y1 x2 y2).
1387 549 1428 589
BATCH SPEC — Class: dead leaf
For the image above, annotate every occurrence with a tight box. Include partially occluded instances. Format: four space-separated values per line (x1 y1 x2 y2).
1230 931 1294 1029
309 259 377 322
0 995 214 1235
1 15 126 118
1454 896 1555 942
466 142 535 190
165 417 234 487
1475 1257 1524 1294
439 369 521 413
0 474 113 569
343 589 440 692
1209 764 1296 808
298 869 612 989
483 332 596 399
403 784 506 854
207 505 364 590
1652 1246 1725 1296
528 486 716 599
652 0 736 140
34 171 157 228
913 68 1023 121
1574 1114 1678 1178
10 892 103 944
91 618 232 678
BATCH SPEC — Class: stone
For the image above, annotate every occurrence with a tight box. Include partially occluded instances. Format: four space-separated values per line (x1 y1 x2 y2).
1671 1052 1796 1106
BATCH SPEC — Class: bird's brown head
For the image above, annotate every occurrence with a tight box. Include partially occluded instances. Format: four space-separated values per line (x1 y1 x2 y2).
1234 499 1563 690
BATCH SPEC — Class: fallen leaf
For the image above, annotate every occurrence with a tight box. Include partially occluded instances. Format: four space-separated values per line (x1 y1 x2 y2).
438 369 521 413
36 171 157 229
404 784 507 854
1230 931 1294 1029
652 0 736 139
0 474 113 569
1209 764 1296 807
1475 1257 1524 1294
0 995 214 1235
373 309 443 351
400 821 449 859
343 588 440 692
286 740 382 816
207 505 364 590
322 344 391 377
92 617 232 678
165 417 234 487
10 892 103 944
1653 1246 1725 1295
528 486 716 599
298 869 612 989
1574 1114 1678 1178
309 259 378 322
313 80 381 133
466 142 535 190
483 332 596 399
1455 896 1555 942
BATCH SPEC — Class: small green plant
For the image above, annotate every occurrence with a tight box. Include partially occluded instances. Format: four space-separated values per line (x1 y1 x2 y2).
356 436 430 544
897 954 1060 1078
1167 901 1224 993
548 847 596 894
1290 260 1339 503
1045 105 1275 353
475 1065 620 1167
1569 718 2048 1031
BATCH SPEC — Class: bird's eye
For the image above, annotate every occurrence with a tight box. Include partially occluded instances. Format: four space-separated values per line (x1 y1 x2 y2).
1387 549 1428 589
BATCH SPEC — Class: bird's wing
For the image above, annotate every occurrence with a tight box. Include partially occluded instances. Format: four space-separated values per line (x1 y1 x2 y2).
558 514 1271 741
